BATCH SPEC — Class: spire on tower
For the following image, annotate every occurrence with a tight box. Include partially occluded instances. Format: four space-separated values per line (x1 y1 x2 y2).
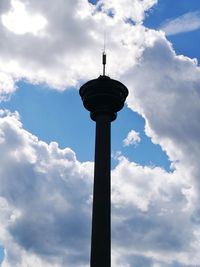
102 51 106 76
102 30 106 76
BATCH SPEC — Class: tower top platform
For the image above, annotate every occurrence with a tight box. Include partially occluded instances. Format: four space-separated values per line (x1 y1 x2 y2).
79 75 129 121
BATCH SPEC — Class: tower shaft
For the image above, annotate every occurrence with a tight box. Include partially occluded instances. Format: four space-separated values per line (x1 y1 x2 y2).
90 114 111 267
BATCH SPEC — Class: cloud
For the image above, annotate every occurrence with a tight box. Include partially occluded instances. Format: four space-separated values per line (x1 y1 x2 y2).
111 157 198 266
0 0 11 15
123 32 200 172
0 0 157 98
97 0 158 23
160 11 200 36
0 72 16 101
1 107 199 267
2 0 47 35
118 24 200 266
0 0 200 266
0 110 94 267
123 129 141 146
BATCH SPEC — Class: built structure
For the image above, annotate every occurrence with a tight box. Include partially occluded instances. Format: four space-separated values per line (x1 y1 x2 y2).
79 53 128 267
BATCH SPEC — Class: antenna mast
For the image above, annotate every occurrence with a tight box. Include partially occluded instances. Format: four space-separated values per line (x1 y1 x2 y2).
102 31 106 76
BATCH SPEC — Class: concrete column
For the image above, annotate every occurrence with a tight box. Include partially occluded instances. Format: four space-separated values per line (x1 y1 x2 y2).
90 114 111 267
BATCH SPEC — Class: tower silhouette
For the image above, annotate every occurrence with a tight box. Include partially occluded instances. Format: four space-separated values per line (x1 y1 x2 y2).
79 53 128 267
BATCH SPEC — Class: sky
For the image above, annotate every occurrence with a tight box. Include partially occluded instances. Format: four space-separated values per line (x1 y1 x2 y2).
0 0 200 266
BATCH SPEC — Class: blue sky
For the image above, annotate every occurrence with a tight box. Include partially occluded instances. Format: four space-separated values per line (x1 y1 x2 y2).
0 0 200 266
144 0 200 60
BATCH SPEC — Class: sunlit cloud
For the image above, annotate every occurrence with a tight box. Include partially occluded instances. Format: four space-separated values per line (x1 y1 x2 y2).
123 129 141 147
1 0 47 35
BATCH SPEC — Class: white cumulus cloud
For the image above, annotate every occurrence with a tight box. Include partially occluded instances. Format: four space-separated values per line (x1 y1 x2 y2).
117 25 200 265
0 0 158 98
97 0 158 23
0 110 93 267
112 157 198 266
123 129 141 146
0 103 199 266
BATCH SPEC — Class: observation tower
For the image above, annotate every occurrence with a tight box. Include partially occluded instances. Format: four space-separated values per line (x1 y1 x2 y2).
79 52 128 267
